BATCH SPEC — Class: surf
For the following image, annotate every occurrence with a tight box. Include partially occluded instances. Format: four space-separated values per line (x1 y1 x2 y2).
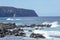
33 30 60 39
42 21 60 28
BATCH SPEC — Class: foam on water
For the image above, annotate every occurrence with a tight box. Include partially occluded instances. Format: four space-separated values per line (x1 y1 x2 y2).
33 30 51 39
42 21 60 28
33 30 60 39
6 18 22 20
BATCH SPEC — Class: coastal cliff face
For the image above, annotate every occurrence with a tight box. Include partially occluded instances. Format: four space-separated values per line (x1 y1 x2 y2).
0 6 38 17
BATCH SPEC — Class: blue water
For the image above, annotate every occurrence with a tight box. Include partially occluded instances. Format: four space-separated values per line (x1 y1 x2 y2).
0 17 60 24
0 17 40 25
0 17 60 31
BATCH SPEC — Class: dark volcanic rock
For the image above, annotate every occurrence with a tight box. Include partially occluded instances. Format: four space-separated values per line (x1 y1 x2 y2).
15 32 26 37
0 28 8 38
30 33 45 38
0 23 16 29
0 6 38 17
0 34 5 38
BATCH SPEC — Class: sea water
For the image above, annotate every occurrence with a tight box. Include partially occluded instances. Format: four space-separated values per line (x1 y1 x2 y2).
0 17 60 40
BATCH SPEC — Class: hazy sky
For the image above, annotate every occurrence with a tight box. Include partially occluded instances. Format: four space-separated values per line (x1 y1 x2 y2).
0 0 60 16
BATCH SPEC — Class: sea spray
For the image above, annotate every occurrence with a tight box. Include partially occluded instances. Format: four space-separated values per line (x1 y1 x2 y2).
42 21 60 28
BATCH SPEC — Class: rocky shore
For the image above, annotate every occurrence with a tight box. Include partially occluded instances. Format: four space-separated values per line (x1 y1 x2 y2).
0 23 51 38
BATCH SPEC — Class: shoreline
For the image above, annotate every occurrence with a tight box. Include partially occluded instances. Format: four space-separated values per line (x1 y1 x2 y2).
0 23 51 38
0 23 60 40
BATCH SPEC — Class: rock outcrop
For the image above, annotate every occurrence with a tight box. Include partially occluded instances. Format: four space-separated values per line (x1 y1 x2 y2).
0 23 16 29
30 33 45 38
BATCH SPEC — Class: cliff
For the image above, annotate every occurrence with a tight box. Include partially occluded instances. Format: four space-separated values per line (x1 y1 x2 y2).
0 6 38 17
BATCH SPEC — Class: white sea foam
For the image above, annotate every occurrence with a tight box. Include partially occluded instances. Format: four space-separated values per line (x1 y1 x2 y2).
33 30 51 39
6 18 21 20
42 21 60 28
33 30 60 39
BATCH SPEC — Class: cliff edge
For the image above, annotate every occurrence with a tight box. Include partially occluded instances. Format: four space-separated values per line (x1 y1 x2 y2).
0 6 38 17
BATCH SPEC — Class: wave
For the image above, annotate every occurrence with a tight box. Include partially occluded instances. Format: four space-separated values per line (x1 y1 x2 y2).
42 21 60 28
6 18 22 20
33 30 60 39
33 30 51 39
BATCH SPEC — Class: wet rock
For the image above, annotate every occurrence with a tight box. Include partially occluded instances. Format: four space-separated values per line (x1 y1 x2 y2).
30 24 36 28
17 25 24 28
0 23 16 29
35 28 39 30
0 34 5 38
30 33 45 38
20 32 26 37
28 30 32 32
15 32 26 37
0 23 51 38
0 29 6 38
0 28 8 35
37 24 51 27
4 23 16 29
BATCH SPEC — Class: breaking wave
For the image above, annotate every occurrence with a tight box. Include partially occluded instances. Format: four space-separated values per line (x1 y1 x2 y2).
42 21 60 28
6 18 22 20
33 30 60 39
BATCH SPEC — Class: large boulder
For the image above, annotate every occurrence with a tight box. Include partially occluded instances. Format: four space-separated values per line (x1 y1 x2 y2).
30 33 45 38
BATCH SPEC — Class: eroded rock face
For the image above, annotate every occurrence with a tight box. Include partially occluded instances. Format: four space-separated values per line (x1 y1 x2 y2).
0 6 38 17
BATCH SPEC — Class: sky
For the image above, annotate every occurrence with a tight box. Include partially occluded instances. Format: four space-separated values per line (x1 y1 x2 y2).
0 0 60 16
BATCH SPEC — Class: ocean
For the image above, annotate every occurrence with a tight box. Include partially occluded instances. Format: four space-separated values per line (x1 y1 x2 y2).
0 17 60 40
